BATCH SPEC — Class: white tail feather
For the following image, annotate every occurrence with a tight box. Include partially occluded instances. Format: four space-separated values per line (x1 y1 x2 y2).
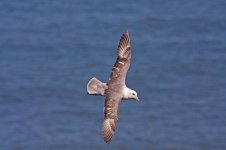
87 77 107 96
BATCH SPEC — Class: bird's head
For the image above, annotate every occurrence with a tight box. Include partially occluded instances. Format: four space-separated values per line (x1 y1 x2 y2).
129 90 139 101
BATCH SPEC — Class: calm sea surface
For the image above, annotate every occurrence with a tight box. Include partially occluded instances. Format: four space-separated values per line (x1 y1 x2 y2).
0 0 226 150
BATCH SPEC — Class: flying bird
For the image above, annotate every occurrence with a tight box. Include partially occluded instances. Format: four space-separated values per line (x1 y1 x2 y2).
87 32 139 144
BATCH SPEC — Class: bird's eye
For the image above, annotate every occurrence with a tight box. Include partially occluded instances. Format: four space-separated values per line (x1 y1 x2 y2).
132 93 135 95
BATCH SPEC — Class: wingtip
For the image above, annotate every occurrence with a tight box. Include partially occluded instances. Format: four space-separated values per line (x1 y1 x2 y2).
103 133 112 144
124 31 129 36
123 31 130 41
117 31 131 59
102 118 115 144
104 139 111 144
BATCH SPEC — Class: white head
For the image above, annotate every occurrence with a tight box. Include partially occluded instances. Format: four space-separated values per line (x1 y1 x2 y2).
124 87 139 100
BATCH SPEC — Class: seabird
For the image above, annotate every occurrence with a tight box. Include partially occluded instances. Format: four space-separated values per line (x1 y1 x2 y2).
87 32 139 144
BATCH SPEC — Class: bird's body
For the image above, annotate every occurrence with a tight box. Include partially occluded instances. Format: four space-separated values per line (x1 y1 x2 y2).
87 32 139 144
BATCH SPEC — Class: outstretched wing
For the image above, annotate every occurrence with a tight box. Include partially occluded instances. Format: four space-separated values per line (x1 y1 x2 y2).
109 32 131 83
102 97 121 144
103 32 131 143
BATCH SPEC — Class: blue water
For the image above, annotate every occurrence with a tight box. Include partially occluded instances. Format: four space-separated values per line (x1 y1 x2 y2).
0 0 226 150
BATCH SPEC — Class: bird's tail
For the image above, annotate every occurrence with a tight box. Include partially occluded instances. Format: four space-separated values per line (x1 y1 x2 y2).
87 77 107 96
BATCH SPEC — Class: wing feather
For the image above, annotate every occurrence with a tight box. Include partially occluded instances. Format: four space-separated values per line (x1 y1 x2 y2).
102 97 121 144
117 31 131 59
109 32 132 83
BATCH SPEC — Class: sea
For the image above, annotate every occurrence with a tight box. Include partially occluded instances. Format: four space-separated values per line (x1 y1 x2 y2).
0 0 226 150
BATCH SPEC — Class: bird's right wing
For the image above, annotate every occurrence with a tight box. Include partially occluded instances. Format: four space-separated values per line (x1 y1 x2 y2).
102 96 121 144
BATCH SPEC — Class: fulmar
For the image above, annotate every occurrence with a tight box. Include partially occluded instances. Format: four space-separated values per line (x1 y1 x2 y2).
87 31 139 144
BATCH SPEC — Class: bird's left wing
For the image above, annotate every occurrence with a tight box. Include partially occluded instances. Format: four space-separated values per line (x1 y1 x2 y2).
108 32 131 84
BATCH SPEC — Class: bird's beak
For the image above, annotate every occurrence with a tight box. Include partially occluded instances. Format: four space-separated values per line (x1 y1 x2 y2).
136 97 140 101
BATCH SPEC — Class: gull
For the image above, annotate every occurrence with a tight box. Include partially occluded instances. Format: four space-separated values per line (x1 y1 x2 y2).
87 32 139 144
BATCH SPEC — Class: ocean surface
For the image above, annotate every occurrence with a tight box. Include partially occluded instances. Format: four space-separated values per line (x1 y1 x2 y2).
0 0 226 150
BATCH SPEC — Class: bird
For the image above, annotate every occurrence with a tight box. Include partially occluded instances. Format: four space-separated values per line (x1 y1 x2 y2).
87 31 139 144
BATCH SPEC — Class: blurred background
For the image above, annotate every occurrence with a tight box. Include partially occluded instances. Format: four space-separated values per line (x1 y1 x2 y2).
0 0 226 150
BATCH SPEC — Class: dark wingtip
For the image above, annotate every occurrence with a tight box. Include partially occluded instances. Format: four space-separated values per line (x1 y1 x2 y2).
104 139 111 144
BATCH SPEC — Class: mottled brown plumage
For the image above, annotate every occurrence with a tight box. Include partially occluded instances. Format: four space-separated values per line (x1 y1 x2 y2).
109 32 131 83
102 32 131 144
87 31 139 144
